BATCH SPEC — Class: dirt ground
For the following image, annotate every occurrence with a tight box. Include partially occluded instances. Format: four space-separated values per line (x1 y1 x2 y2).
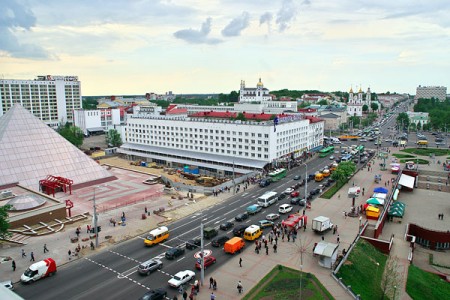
81 134 108 150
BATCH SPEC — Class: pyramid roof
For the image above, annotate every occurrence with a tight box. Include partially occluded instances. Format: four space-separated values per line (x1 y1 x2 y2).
0 104 113 190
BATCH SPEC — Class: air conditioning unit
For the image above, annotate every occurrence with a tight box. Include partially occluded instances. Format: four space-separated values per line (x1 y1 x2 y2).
0 190 13 199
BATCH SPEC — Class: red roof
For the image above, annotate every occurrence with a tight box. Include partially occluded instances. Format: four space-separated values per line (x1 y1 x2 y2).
304 116 323 123
189 111 237 118
298 108 317 113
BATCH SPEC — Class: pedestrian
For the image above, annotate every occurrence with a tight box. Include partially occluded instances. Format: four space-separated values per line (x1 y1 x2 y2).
287 233 291 242
239 257 242 267
266 245 269 255
21 249 26 258
12 260 16 271
68 249 72 260
273 243 277 253
90 241 95 250
43 244 49 253
335 225 338 234
209 277 213 289
75 228 80 237
87 224 91 234
145 206 148 215
213 279 217 290
30 251 35 262
210 292 216 300
303 223 306 232
338 194 341 199
182 291 188 300
237 281 243 294
321 236 324 241
337 235 340 243
333 226 336 235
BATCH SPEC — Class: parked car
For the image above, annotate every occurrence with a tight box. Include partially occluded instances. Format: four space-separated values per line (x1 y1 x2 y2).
211 236 229 247
165 247 185 260
266 213 280 221
284 188 294 195
299 179 306 187
279 204 293 214
258 220 274 229
219 221 234 231
278 193 286 200
294 175 301 180
138 259 163 275
195 256 216 270
235 213 249 222
139 288 167 300
185 237 201 250
329 155 335 160
167 270 195 288
290 197 301 205
290 191 300 198
232 225 248 237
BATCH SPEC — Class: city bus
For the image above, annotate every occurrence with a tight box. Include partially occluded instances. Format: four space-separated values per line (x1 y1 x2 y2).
268 168 287 182
356 145 364 154
319 146 335 158
257 191 278 208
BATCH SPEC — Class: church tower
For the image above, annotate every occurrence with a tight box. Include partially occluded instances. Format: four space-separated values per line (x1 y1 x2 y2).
349 87 354 103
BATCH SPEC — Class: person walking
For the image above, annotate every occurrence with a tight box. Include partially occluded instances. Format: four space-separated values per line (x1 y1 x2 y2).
265 245 269 255
237 281 243 294
182 291 188 300
87 224 91 234
43 244 49 253
68 249 72 260
239 257 242 267
273 243 277 253
21 249 26 258
12 260 16 271
30 251 35 262
337 235 340 243
209 277 213 289
213 279 217 290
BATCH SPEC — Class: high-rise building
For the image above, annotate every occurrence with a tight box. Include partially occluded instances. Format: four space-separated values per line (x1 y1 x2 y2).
0 75 82 128
415 86 447 101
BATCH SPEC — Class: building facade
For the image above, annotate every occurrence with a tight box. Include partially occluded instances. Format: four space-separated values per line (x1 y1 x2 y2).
73 108 124 136
0 75 82 128
239 78 272 103
406 112 429 127
415 86 447 101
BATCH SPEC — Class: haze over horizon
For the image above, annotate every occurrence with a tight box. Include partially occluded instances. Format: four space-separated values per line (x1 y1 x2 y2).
2 0 449 96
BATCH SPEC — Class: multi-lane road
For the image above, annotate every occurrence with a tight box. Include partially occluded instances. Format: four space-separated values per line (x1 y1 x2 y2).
15 157 337 300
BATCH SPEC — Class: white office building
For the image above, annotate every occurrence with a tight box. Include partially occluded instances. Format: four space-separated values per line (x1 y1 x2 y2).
118 111 323 175
415 86 447 101
0 75 82 128
73 108 124 136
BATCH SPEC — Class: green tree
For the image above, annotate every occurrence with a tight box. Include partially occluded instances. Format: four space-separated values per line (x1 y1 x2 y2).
58 123 84 147
362 104 369 113
331 168 347 184
298 102 309 108
396 112 410 129
82 97 99 109
317 99 328 106
416 122 422 131
339 161 356 177
235 112 246 121
0 205 12 239
229 91 239 102
371 102 379 112
105 129 123 147
349 116 361 127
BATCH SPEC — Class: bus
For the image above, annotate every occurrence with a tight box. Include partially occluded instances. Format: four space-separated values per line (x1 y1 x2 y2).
268 168 287 182
341 154 353 162
319 146 335 158
257 191 278 208
356 145 364 154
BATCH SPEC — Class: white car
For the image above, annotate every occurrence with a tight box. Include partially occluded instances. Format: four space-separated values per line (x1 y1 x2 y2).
279 204 293 214
168 270 195 288
284 188 294 195
266 213 280 221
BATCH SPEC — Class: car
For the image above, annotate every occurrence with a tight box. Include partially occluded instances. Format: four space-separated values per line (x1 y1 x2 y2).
185 237 201 250
138 259 163 275
310 188 320 195
359 138 367 142
266 213 280 221
219 221 234 231
165 246 185 260
299 179 306 187
368 137 375 141
279 204 293 214
435 142 445 146
211 236 229 247
284 188 294 195
290 197 301 205
290 191 300 198
259 178 272 187
232 225 248 237
195 255 217 270
277 193 286 200
258 220 274 229
139 288 167 300
384 139 393 142
293 183 301 189
329 155 335 160
235 213 249 222
293 175 301 180
168 270 195 288
323 180 331 187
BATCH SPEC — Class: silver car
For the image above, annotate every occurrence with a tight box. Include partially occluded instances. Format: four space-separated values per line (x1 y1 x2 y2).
137 259 163 275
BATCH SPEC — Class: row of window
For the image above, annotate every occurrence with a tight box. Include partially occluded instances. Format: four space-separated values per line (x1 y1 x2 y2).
129 124 268 137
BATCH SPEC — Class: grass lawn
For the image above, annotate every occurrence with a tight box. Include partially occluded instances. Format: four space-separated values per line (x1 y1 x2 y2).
401 148 450 156
392 153 416 159
322 179 349 199
399 158 429 164
336 240 388 299
406 264 450 300
243 265 334 300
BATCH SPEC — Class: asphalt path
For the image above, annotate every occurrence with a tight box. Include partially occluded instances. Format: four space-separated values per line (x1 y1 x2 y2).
14 157 339 300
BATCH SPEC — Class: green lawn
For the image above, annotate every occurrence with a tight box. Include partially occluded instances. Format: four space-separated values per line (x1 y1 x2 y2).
322 179 349 199
243 265 334 300
392 153 416 159
401 148 450 156
399 158 429 164
406 264 450 300
336 240 388 299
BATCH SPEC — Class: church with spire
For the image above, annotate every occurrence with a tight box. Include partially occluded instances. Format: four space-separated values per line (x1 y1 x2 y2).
346 86 373 117
239 78 272 103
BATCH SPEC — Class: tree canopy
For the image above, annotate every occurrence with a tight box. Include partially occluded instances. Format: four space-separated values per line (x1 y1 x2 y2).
58 123 84 147
0 205 12 239
371 102 379 112
362 104 369 112
396 112 410 129
105 129 123 147
414 98 450 130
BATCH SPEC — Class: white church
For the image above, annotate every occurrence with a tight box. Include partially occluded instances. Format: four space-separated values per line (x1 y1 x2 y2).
346 86 379 117
239 78 272 103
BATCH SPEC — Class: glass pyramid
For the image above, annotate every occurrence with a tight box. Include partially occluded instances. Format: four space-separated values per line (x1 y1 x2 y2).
0 104 113 191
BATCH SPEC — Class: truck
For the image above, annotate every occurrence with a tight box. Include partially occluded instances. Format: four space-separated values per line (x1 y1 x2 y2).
224 237 245 254
312 216 333 233
282 213 307 231
21 258 57 283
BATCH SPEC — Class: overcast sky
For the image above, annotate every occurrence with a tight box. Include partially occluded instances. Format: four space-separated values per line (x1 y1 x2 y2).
1 0 449 95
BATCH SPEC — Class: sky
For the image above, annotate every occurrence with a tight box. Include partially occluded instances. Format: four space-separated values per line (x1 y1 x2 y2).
1 0 449 96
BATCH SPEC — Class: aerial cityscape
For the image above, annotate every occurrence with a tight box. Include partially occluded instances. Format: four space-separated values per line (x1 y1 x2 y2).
1 1 450 300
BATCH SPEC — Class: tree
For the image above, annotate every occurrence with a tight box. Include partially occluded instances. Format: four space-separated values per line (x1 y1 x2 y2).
229 91 239 102
416 122 422 131
317 99 328 106
58 123 84 147
380 256 403 300
371 102 379 112
331 168 347 184
331 161 356 184
362 104 369 113
105 129 123 147
0 205 12 239
396 112 410 129
235 112 246 121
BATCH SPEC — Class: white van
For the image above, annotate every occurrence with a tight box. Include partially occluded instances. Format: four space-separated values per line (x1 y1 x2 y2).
257 191 278 208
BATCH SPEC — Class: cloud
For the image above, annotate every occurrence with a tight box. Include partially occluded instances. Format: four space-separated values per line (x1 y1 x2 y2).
276 0 298 32
173 18 221 44
0 0 51 59
221 12 250 37
259 12 273 26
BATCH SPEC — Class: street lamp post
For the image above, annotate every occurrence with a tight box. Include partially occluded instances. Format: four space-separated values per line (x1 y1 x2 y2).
92 186 100 248
303 163 308 201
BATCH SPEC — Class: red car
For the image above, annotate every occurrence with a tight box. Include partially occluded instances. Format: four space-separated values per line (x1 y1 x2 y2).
290 191 300 198
195 255 217 270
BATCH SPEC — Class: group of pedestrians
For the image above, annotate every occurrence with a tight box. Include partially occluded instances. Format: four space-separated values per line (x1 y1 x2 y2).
209 277 217 290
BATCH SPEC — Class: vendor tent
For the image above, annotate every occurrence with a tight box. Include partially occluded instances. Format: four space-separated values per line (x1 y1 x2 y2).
374 187 388 194
388 201 406 218
372 193 387 200
366 205 380 220
366 198 384 205
313 241 339 269
398 174 415 189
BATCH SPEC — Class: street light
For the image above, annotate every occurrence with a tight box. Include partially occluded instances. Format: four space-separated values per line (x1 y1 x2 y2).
91 185 104 248
303 163 308 201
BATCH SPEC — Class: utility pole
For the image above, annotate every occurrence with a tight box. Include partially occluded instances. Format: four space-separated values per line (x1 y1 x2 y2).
92 186 100 248
232 160 236 194
200 222 204 286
